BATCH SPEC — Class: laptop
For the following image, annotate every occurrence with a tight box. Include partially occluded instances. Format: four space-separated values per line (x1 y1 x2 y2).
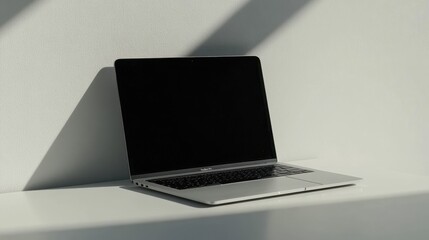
114 56 361 205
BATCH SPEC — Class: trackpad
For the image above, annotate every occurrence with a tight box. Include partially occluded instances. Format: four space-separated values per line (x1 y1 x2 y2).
188 177 319 203
289 171 361 185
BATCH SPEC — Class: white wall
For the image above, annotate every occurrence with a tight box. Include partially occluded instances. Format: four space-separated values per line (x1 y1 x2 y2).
1 0 428 193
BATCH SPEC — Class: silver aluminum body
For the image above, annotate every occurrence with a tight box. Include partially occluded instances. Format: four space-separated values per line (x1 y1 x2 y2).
132 160 361 205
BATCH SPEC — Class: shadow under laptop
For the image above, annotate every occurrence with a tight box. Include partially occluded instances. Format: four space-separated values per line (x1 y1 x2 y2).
119 184 356 208
120 186 210 208
24 67 129 191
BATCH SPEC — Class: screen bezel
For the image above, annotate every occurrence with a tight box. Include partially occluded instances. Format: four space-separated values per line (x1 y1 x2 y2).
114 56 277 179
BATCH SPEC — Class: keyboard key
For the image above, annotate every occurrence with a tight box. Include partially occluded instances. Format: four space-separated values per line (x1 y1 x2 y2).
148 165 313 190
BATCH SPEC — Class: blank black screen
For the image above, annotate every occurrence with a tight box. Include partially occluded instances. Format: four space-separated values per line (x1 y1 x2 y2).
115 56 276 176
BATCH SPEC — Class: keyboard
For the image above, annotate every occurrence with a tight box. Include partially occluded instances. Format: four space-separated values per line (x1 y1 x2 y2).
148 165 313 190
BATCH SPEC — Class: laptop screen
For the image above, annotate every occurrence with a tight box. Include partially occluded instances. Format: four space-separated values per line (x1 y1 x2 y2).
115 56 276 176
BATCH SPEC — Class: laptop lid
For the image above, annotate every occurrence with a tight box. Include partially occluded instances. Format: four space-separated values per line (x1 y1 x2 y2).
115 56 277 179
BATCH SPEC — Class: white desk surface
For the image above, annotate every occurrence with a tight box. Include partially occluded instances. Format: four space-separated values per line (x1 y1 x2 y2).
1 159 429 240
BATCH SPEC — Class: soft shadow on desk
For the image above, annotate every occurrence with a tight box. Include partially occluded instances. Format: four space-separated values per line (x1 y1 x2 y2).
24 67 129 191
120 186 209 208
5 192 429 240
55 180 130 190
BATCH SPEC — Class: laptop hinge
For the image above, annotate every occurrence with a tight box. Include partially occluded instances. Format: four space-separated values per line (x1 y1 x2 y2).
131 159 277 181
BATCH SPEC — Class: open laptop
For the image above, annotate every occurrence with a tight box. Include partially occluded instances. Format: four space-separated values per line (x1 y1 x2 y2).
114 56 360 205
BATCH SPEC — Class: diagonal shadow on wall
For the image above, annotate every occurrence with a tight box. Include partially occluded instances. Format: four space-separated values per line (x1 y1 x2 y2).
24 68 129 190
24 0 312 190
0 0 36 30
190 0 312 56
